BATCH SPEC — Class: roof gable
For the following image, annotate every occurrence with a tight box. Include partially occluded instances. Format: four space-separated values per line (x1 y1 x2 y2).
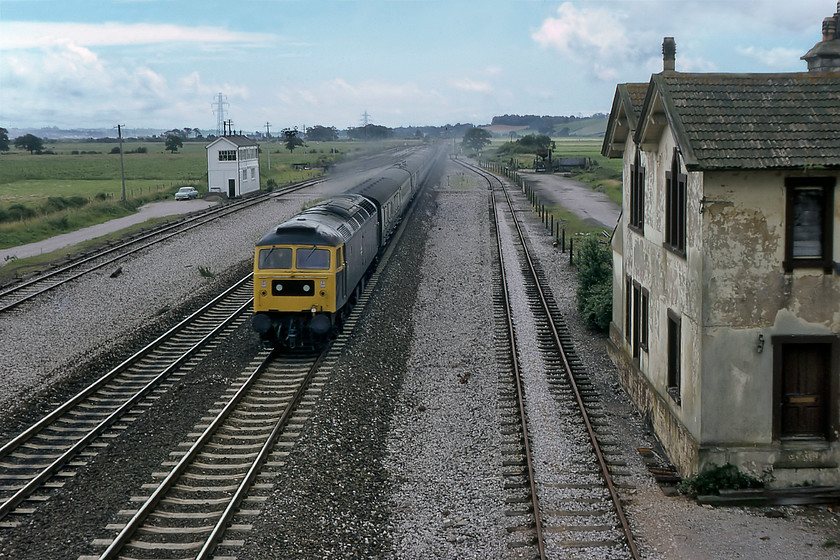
205 135 259 150
601 83 648 158
634 72 840 170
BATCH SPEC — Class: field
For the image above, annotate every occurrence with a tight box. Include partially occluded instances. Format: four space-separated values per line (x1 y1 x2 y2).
0 138 409 252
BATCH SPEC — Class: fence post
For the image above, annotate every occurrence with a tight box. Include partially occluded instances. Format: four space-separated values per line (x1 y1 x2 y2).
569 238 574 265
561 228 566 253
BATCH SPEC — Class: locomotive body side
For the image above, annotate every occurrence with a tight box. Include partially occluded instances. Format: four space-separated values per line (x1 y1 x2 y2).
252 194 378 348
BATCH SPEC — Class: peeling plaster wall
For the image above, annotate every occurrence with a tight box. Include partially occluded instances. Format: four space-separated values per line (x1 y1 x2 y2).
700 170 840 446
610 127 840 481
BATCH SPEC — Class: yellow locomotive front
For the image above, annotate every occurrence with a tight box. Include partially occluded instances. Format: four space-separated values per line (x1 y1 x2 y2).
252 243 343 347
251 193 380 348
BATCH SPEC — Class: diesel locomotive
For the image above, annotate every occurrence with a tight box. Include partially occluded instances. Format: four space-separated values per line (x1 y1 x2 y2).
252 148 436 348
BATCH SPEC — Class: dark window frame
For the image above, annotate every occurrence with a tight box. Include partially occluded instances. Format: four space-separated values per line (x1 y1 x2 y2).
629 147 645 233
665 148 687 258
640 287 649 352
667 309 681 405
783 177 835 273
632 281 641 359
625 275 632 343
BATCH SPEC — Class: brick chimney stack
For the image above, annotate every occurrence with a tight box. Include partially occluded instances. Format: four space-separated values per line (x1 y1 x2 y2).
662 37 676 72
802 2 840 71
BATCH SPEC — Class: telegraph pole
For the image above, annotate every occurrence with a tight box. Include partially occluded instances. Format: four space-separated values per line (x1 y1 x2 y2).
265 122 271 169
116 124 126 201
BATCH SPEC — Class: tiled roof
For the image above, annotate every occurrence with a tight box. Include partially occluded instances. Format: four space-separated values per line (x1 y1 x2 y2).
624 83 649 123
649 72 840 170
205 135 259 149
601 83 648 157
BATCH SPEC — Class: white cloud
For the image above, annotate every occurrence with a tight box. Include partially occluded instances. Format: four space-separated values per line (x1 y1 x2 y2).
0 21 276 51
736 46 805 69
450 78 493 93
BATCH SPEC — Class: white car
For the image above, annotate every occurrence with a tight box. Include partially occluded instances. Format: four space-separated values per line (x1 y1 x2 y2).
175 186 199 200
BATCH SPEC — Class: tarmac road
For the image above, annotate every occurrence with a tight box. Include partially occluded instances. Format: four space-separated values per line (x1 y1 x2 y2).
0 199 217 266
519 170 620 231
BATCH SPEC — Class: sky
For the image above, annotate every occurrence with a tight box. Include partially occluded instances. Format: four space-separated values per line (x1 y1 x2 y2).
0 0 834 133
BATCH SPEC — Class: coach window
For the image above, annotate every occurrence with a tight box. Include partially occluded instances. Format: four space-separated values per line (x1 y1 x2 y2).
259 247 292 269
784 177 835 273
296 247 331 270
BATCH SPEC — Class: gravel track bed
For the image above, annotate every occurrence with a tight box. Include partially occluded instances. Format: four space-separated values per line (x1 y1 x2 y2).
0 155 837 559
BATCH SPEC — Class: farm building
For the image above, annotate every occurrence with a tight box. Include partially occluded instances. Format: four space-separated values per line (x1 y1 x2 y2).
601 8 840 487
206 135 260 197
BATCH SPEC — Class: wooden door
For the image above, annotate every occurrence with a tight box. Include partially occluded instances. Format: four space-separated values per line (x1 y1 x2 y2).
778 343 829 438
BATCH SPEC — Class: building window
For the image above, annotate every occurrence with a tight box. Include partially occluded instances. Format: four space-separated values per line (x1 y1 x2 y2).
665 148 686 256
627 278 649 357
625 275 632 343
640 288 649 352
633 282 641 358
667 310 681 404
784 177 835 273
242 169 247 181
218 150 236 161
629 147 645 232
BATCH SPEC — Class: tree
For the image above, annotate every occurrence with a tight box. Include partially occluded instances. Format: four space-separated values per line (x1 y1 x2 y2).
165 134 183 153
462 127 492 153
306 125 338 142
347 124 392 141
282 128 304 153
0 128 9 152
14 134 44 154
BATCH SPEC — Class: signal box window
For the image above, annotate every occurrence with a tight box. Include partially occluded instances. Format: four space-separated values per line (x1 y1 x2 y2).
296 248 331 270
259 248 292 269
784 177 835 273
218 150 236 161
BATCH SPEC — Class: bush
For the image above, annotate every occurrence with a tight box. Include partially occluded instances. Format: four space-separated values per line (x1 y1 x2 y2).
575 235 613 332
3 203 36 222
678 463 765 497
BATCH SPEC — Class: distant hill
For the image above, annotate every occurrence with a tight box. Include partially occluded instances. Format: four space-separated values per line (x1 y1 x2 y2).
8 115 607 142
6 126 168 140
484 114 607 138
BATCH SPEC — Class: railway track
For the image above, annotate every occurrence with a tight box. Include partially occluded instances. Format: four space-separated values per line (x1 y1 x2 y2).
0 275 254 526
455 157 641 559
0 179 320 314
82 348 329 560
70 152 436 559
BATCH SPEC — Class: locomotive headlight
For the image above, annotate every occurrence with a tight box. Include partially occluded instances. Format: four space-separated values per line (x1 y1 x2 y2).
303 285 311 293
311 305 318 314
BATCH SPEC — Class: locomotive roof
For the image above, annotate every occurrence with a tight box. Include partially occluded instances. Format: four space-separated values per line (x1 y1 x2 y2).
256 194 375 247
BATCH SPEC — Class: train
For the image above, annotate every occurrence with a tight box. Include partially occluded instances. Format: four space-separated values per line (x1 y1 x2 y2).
251 147 438 348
